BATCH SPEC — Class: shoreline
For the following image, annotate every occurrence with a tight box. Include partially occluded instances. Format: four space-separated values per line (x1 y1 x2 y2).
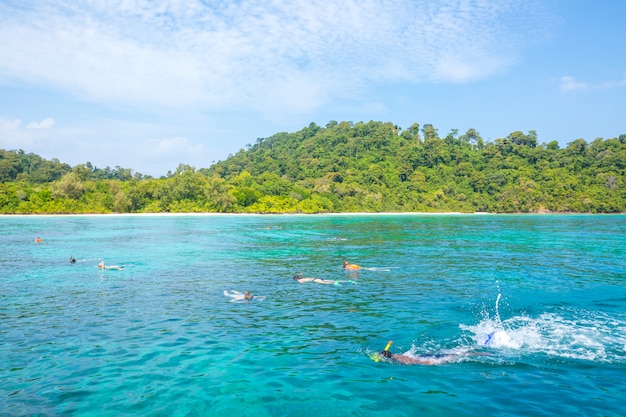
1 211 623 218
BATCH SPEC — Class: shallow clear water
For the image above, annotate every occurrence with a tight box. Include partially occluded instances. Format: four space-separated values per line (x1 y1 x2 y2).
1 214 625 416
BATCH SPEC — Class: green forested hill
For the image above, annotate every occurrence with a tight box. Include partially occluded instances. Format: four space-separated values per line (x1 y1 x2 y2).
1 121 625 213
207 121 625 213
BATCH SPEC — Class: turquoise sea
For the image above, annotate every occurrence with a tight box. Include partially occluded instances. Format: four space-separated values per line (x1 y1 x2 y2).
1 214 625 416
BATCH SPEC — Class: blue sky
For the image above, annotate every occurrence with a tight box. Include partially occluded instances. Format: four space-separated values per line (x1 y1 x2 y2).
1 0 625 177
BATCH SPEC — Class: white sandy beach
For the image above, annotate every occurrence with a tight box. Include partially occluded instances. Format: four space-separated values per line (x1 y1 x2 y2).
0 211 501 218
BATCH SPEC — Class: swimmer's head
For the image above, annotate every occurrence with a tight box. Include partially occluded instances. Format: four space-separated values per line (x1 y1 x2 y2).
343 260 348 266
380 349 392 358
293 273 302 280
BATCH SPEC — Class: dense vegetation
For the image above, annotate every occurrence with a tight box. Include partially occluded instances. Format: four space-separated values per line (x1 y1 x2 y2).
1 121 625 214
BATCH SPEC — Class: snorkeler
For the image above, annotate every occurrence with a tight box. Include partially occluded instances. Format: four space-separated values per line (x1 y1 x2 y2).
374 341 476 365
343 260 361 270
293 274 337 285
98 261 124 270
293 273 355 285
70 256 76 264
224 290 265 303
378 348 456 365
343 260 397 272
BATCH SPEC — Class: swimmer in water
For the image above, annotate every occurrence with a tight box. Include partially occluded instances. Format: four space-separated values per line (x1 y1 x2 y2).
293 274 355 285
377 341 487 365
343 260 361 270
224 290 263 303
35 237 42 243
378 349 458 365
70 256 76 264
98 261 124 270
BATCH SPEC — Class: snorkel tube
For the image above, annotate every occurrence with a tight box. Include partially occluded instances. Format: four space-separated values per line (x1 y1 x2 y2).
383 340 393 352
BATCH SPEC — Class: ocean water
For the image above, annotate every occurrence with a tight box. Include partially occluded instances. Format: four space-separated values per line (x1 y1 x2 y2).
1 213 625 417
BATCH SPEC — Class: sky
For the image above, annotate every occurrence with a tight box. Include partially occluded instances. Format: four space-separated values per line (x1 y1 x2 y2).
1 0 625 177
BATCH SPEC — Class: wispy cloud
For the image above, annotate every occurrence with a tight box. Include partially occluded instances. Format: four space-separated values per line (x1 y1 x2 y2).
26 117 55 129
560 73 626 92
0 115 212 175
144 137 205 162
0 117 51 150
0 0 551 114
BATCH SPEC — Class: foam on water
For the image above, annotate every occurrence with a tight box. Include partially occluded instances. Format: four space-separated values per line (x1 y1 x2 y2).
460 291 626 363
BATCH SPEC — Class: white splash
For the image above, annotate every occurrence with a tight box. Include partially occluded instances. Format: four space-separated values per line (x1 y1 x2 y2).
461 293 626 363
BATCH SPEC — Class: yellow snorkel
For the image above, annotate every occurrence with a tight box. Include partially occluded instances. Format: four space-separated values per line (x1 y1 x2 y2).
370 340 393 362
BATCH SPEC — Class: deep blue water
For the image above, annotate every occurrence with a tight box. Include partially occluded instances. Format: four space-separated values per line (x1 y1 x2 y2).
1 214 625 416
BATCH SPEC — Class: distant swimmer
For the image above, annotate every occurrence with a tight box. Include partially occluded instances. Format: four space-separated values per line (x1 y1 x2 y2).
294 274 338 285
35 237 42 243
293 273 355 285
70 256 76 264
343 260 397 272
98 261 124 270
343 260 361 270
224 290 265 303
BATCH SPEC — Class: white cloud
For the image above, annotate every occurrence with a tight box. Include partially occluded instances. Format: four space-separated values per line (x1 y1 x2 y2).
144 137 204 158
0 116 81 158
560 76 589 92
26 117 55 129
0 117 31 149
0 115 209 176
560 73 626 92
0 0 551 115
0 117 22 131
